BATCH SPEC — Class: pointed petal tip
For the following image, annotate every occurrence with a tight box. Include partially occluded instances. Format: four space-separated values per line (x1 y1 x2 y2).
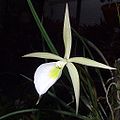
104 65 116 70
22 54 31 57
76 110 78 115
66 3 68 8
109 67 116 70
22 55 27 57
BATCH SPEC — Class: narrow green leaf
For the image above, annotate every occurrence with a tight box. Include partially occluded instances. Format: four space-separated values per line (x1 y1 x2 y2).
26 0 58 54
98 102 108 119
63 3 72 59
48 91 75 112
22 52 63 61
72 28 109 66
0 109 38 120
81 96 92 111
68 57 116 70
48 109 90 120
66 63 80 114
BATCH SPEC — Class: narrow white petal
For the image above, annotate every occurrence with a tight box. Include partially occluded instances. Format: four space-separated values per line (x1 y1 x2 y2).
68 57 116 70
34 62 63 96
22 52 63 61
66 63 80 114
63 3 72 59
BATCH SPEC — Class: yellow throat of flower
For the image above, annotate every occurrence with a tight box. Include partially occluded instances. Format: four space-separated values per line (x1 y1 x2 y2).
48 61 66 80
48 66 61 80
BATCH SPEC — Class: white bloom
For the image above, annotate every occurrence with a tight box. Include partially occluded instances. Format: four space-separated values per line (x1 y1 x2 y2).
23 3 116 114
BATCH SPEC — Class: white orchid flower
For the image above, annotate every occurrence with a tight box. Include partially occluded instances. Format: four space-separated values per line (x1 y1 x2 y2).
23 3 116 114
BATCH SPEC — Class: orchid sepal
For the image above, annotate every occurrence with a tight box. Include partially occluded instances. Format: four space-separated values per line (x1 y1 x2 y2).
68 57 116 70
63 3 72 59
66 63 80 114
22 52 63 61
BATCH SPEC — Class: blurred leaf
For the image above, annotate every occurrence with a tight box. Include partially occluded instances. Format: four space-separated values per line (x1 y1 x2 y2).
49 109 90 120
0 109 38 120
98 102 108 119
27 0 58 54
81 96 92 111
66 63 80 114
48 91 75 112
72 28 110 66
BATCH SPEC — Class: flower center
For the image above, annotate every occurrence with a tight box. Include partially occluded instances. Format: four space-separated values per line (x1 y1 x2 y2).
48 61 67 80
56 61 67 68
48 66 61 80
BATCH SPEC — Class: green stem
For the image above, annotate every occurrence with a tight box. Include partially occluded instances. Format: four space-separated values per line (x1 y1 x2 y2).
0 109 38 120
26 0 58 55
106 82 116 120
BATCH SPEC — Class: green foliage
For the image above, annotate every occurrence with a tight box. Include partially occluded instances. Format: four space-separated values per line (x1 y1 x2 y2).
0 109 38 120
26 0 58 54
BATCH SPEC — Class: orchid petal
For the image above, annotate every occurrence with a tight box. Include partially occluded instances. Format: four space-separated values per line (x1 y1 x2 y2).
68 57 116 70
63 3 72 59
66 63 80 114
34 62 65 96
22 52 63 61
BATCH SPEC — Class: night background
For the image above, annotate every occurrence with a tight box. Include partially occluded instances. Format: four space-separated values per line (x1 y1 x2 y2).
0 0 120 119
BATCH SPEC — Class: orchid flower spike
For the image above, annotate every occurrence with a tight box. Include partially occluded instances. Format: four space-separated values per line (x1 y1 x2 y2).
23 3 116 114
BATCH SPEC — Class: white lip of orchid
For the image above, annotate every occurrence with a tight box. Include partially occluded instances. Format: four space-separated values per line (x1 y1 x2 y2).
34 62 63 96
